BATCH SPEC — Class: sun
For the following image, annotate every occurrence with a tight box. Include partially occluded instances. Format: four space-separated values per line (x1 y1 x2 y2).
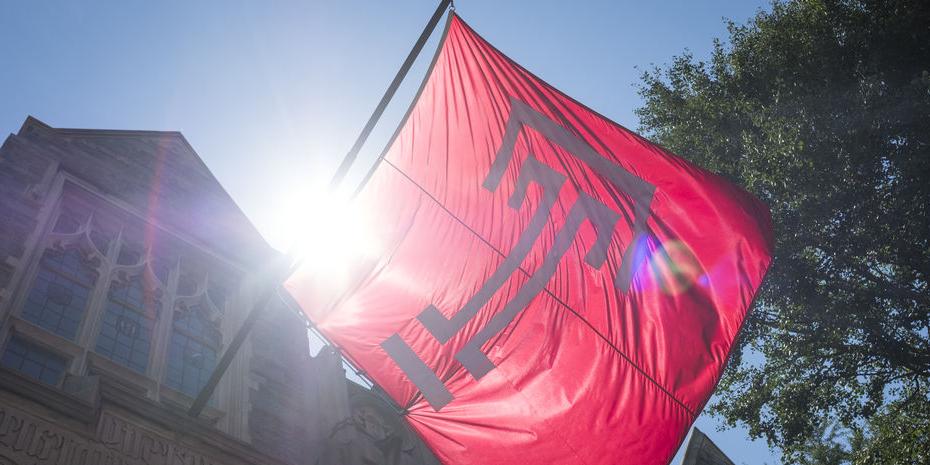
264 183 381 285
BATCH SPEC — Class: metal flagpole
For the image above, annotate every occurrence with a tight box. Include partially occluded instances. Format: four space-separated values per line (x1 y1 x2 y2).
329 0 453 188
188 0 454 418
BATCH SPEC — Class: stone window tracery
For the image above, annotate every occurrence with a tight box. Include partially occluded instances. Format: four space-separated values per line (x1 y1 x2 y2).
88 216 116 255
7 189 243 412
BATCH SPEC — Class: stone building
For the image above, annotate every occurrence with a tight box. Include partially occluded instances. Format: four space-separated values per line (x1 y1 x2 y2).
0 116 439 465
680 428 735 465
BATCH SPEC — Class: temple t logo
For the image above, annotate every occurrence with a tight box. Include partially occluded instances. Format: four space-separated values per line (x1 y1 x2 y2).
382 98 656 411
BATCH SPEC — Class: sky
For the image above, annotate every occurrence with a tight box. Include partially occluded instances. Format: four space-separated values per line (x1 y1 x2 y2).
1 1 778 463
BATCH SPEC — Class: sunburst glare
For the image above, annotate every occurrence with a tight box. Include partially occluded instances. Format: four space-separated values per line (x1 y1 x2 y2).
266 183 381 286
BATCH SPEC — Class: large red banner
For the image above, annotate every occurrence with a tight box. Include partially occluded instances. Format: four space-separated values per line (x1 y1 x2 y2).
286 13 773 465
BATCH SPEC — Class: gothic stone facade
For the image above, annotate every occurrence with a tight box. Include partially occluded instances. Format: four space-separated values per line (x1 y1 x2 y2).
679 428 735 465
0 117 439 465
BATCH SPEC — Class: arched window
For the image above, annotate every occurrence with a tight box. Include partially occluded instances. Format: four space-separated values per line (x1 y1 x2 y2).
21 248 98 340
95 275 157 373
165 304 221 397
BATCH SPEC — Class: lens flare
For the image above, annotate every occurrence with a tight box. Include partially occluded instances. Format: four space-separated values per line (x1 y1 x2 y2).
644 239 703 295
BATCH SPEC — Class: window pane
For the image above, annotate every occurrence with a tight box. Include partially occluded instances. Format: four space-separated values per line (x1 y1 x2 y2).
89 229 111 254
117 242 142 266
22 259 94 340
0 336 67 385
95 278 155 374
53 207 89 234
177 274 198 296
165 332 218 397
165 305 221 399
207 283 228 309
174 305 221 347
150 254 174 284
43 248 97 286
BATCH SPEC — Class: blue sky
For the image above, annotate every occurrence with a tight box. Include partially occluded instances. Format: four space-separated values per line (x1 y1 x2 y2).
1 1 778 463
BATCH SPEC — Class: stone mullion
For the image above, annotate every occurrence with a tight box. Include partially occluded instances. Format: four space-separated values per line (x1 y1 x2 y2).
73 225 120 374
151 258 179 399
217 278 248 438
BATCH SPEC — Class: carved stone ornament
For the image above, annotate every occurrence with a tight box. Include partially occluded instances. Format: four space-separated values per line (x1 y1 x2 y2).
49 242 102 273
0 404 227 465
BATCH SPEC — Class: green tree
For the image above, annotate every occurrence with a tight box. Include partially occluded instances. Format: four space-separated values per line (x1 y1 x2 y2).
635 0 930 462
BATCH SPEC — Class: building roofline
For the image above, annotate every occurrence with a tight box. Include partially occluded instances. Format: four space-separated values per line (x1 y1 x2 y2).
21 115 187 140
16 116 281 260
18 115 52 135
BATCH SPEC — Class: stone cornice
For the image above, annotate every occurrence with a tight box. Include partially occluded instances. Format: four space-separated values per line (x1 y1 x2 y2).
98 378 294 465
0 367 99 422
0 366 294 465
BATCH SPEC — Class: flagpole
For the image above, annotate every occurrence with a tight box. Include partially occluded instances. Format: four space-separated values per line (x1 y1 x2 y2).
188 0 453 418
329 0 453 188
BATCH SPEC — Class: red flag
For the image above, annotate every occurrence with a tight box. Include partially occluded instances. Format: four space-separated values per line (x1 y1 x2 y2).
286 14 773 465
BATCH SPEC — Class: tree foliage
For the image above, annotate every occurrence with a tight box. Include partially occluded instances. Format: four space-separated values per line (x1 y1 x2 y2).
635 0 930 462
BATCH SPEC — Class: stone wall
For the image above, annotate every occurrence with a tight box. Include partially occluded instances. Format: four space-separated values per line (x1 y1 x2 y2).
0 125 55 308
247 299 314 463
0 399 238 465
